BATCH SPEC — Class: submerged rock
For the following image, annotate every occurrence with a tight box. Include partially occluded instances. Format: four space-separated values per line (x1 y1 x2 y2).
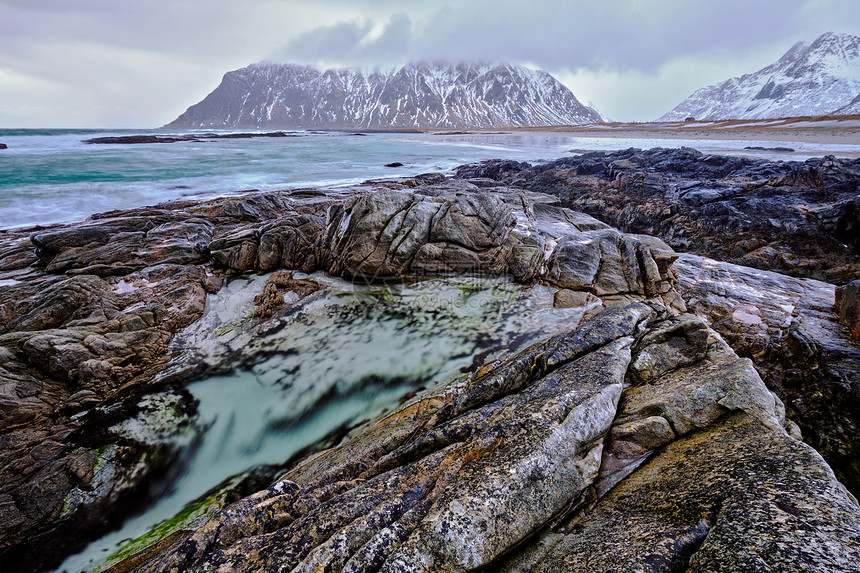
83 132 294 144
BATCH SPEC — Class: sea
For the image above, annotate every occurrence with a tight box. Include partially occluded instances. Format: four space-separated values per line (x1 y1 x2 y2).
3 128 859 232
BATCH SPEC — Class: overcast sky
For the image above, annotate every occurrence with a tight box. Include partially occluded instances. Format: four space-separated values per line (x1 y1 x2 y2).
2 0 859 127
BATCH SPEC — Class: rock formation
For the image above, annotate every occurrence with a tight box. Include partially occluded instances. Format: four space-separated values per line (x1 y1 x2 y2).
0 161 858 572
455 147 860 282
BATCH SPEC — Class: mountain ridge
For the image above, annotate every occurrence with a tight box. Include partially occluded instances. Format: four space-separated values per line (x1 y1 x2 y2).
167 61 602 130
660 32 860 121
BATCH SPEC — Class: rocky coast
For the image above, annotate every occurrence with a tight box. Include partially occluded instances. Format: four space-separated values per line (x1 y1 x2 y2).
0 149 858 572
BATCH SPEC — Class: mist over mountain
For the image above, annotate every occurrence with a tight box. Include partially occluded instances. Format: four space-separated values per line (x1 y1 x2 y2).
166 62 602 129
660 32 860 121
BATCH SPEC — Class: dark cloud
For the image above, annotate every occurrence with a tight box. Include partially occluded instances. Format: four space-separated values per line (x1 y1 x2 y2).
273 0 823 71
274 13 413 65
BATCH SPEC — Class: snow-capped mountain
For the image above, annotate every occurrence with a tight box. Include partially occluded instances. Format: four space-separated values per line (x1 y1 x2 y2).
660 32 860 121
166 62 602 129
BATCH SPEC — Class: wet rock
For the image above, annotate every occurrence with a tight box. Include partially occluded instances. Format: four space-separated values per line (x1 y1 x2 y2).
0 143 7 150
253 272 322 318
675 253 860 495
323 190 517 279
456 149 860 282
502 413 860 572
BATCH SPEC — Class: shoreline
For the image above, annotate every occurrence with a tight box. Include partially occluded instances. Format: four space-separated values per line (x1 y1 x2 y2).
420 124 860 159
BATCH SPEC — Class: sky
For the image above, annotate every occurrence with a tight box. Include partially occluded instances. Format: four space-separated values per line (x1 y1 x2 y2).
1 0 859 127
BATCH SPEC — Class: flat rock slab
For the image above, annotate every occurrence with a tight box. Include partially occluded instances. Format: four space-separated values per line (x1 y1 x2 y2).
504 412 860 573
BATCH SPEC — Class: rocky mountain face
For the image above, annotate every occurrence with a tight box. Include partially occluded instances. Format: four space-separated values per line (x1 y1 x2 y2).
661 32 860 120
166 62 602 129
835 91 860 114
1 157 860 571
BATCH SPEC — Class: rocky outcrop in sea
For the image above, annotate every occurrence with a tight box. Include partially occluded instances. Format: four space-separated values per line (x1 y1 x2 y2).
0 154 858 572
455 147 860 282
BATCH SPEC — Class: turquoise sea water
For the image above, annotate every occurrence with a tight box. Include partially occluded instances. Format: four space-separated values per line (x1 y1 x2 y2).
0 129 580 230
3 128 858 231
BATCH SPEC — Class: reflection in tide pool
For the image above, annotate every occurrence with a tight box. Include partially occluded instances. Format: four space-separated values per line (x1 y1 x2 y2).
59 273 589 572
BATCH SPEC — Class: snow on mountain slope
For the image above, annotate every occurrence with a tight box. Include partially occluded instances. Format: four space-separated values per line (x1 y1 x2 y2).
660 32 860 121
167 62 602 129
834 91 860 114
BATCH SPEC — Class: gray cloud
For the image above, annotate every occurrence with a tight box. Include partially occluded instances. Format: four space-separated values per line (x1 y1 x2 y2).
273 0 825 71
1 0 859 126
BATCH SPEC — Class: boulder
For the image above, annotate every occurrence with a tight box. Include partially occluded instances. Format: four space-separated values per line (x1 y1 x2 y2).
323 190 516 280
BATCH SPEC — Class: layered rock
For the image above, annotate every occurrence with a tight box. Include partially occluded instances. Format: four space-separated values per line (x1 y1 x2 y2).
119 302 860 572
0 164 858 571
675 254 860 494
456 147 860 282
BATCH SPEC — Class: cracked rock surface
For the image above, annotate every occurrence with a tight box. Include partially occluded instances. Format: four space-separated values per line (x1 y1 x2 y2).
126 302 860 572
0 165 858 571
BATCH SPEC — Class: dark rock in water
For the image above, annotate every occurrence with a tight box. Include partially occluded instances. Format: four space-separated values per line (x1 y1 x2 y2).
84 132 294 144
456 148 860 282
744 145 795 152
0 143 7 150
253 271 322 318
385 162 404 167
837 279 860 339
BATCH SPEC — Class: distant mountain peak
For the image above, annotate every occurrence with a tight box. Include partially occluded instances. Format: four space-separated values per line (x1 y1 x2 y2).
660 32 860 121
166 61 602 129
